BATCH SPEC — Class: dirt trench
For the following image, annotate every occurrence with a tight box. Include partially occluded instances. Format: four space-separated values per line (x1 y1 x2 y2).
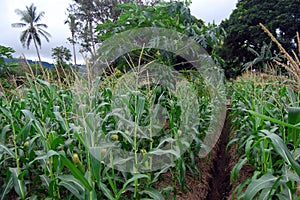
173 110 232 200
176 108 254 200
157 108 254 200
205 113 232 200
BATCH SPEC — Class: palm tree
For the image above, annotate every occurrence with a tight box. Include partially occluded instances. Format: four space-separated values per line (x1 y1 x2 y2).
12 3 51 66
65 14 79 68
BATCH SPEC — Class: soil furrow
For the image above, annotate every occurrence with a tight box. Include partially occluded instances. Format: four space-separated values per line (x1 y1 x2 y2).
206 112 232 199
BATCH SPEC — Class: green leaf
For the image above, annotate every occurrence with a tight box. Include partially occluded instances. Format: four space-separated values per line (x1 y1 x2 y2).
99 182 115 200
21 109 36 121
230 157 248 183
29 150 59 166
247 110 300 130
287 107 300 124
140 188 164 200
60 155 93 191
54 111 67 131
287 106 300 142
39 175 50 188
9 168 27 199
0 173 13 200
244 173 277 200
118 174 149 195
0 143 15 158
262 130 300 176
58 175 85 200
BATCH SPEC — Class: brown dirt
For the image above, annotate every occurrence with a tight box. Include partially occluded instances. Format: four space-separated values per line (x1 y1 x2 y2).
161 109 254 200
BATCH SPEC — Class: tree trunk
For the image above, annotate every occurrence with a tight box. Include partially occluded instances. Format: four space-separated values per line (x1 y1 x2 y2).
32 37 46 78
72 34 77 69
33 37 43 68
88 19 96 57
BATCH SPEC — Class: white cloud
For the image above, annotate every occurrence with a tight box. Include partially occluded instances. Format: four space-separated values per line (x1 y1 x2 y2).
190 0 237 24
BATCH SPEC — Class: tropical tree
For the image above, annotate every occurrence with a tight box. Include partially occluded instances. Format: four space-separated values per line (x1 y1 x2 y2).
11 3 51 66
65 14 79 67
67 0 161 57
51 46 72 66
95 1 225 69
0 45 15 75
243 42 282 73
219 0 300 78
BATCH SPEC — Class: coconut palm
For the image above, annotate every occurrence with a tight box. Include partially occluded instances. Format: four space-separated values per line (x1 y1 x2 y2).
65 14 79 68
11 3 51 66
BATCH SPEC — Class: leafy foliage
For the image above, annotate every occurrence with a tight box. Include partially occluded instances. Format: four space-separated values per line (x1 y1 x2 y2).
67 0 161 57
219 0 300 78
51 46 72 66
95 1 225 68
229 74 300 199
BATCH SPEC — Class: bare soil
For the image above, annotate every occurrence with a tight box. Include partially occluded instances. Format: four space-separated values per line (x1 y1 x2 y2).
172 109 253 199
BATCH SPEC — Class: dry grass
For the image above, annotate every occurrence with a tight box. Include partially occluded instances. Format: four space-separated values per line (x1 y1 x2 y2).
259 23 300 84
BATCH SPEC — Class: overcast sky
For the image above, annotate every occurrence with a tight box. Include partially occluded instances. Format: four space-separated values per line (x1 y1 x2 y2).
0 0 238 64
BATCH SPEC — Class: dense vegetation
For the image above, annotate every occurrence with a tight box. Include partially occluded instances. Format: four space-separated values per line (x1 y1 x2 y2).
0 0 299 199
219 0 300 78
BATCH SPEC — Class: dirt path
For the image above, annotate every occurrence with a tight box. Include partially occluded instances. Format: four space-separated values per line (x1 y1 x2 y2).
159 109 252 199
206 113 232 199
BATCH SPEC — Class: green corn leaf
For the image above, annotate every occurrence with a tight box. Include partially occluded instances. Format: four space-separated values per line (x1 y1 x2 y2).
1 124 10 142
16 121 32 141
230 157 248 183
261 130 300 176
28 195 37 200
244 173 277 200
288 107 300 124
39 175 50 188
74 132 88 149
36 78 50 87
21 109 36 121
58 175 85 200
258 188 273 200
60 155 93 191
0 107 11 119
29 150 59 166
118 174 149 196
9 168 27 199
0 174 13 200
0 143 15 158
99 182 115 200
247 110 300 130
287 106 300 142
140 188 164 200
54 111 67 131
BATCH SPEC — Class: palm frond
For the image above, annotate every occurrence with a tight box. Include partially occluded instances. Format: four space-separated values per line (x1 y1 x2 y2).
37 30 50 42
36 23 48 29
35 11 45 23
26 34 33 49
14 9 26 17
11 23 26 28
20 30 29 48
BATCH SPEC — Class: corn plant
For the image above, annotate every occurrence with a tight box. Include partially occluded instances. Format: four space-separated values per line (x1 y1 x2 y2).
229 74 300 199
0 55 218 199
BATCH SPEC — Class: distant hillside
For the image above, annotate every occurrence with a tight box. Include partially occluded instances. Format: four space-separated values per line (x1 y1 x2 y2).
4 58 85 70
4 57 54 69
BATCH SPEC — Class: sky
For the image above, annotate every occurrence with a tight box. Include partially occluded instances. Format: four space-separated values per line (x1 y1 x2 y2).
0 0 238 64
